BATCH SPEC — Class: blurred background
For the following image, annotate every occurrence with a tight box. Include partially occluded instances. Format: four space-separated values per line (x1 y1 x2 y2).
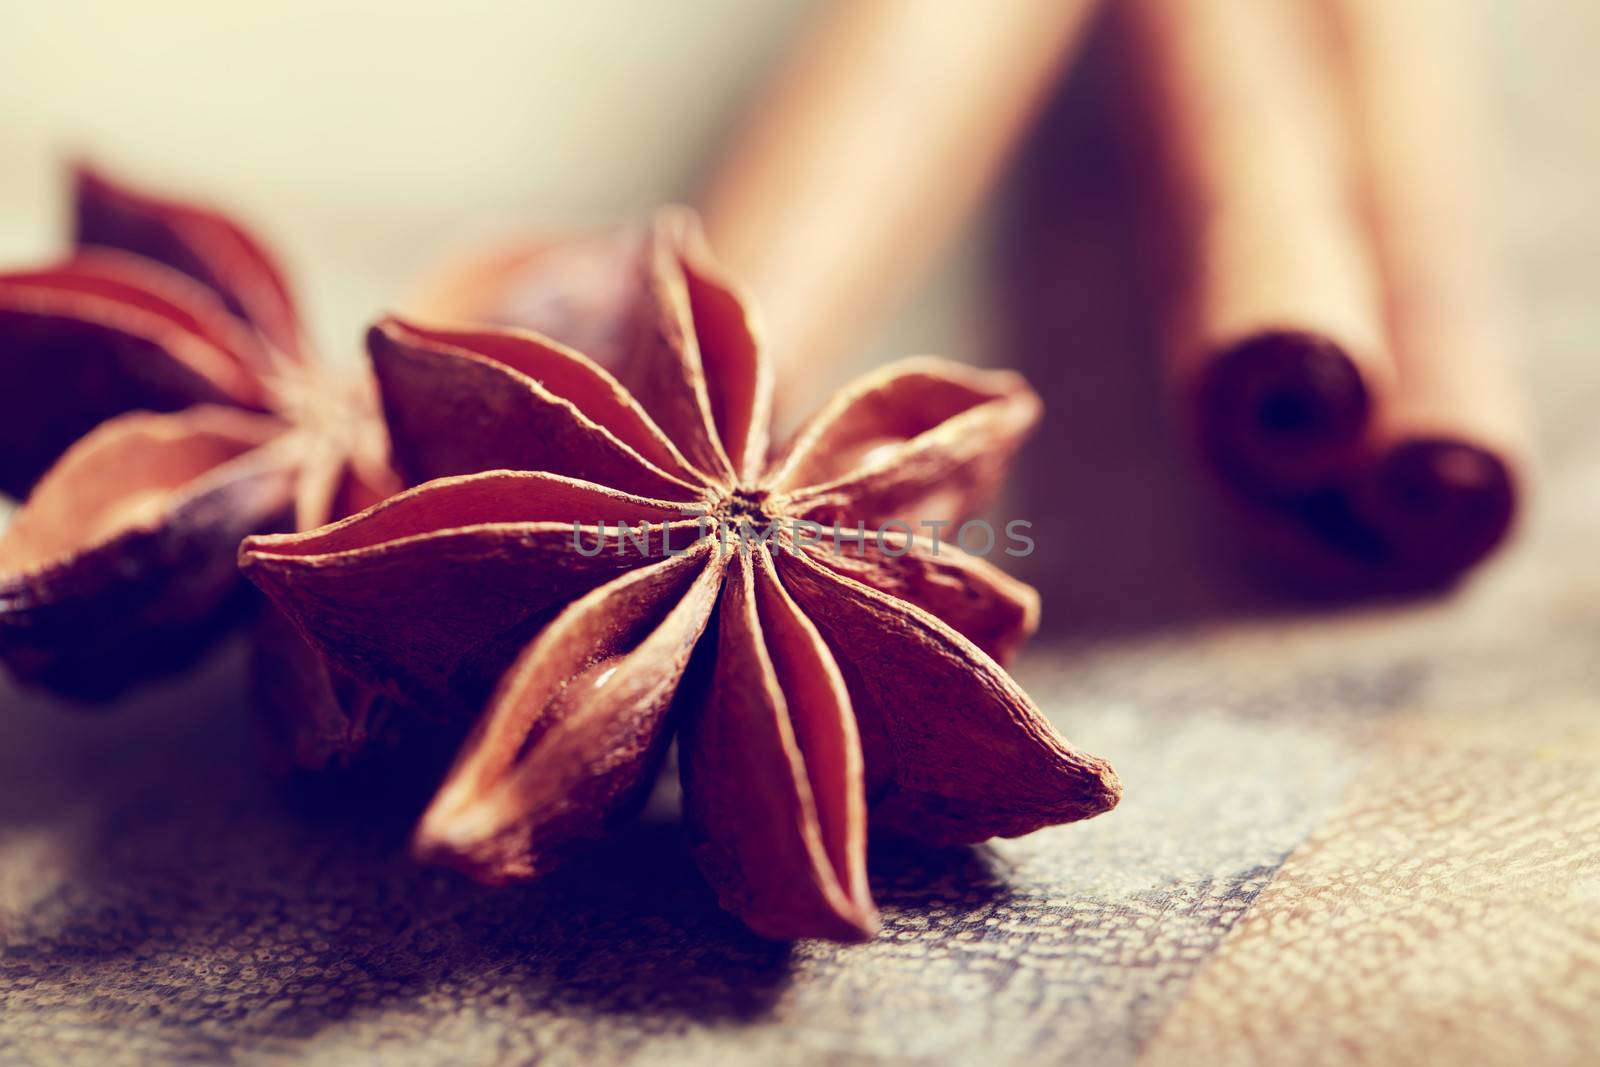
3 2 1600 1063
0 1 817 358
4 0 1597 634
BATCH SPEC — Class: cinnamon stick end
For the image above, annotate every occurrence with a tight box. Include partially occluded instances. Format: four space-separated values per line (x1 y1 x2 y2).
1359 438 1517 582
1200 329 1371 499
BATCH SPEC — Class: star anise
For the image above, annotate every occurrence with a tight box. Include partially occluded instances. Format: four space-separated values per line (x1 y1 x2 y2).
0 165 397 698
241 209 1120 941
404 223 651 374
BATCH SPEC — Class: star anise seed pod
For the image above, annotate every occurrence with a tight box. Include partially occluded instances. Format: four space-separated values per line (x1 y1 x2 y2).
0 165 397 698
404 223 650 373
241 209 1120 941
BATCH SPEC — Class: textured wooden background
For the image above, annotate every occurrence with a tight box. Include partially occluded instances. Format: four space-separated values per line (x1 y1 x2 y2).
2 3 1598 1065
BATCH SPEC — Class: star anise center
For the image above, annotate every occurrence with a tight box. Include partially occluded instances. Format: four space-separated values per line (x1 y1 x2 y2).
711 487 775 527
263 367 375 458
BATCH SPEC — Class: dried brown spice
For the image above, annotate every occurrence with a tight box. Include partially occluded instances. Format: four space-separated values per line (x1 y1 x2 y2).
0 165 397 698
403 224 650 373
242 209 1121 941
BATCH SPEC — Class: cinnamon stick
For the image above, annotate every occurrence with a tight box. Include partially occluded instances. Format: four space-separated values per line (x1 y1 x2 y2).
701 0 1102 398
1118 0 1526 584
1327 0 1528 576
1119 0 1392 497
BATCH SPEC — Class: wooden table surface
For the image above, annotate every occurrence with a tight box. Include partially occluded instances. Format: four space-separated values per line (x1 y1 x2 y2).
2 3 1598 1065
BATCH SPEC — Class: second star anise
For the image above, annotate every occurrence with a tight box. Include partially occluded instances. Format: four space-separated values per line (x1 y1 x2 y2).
0 165 397 697
241 209 1120 941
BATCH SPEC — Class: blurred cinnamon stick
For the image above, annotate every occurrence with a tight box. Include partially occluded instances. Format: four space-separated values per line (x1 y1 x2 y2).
1118 0 1527 585
701 0 1103 398
1327 0 1528 576
1119 0 1392 497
